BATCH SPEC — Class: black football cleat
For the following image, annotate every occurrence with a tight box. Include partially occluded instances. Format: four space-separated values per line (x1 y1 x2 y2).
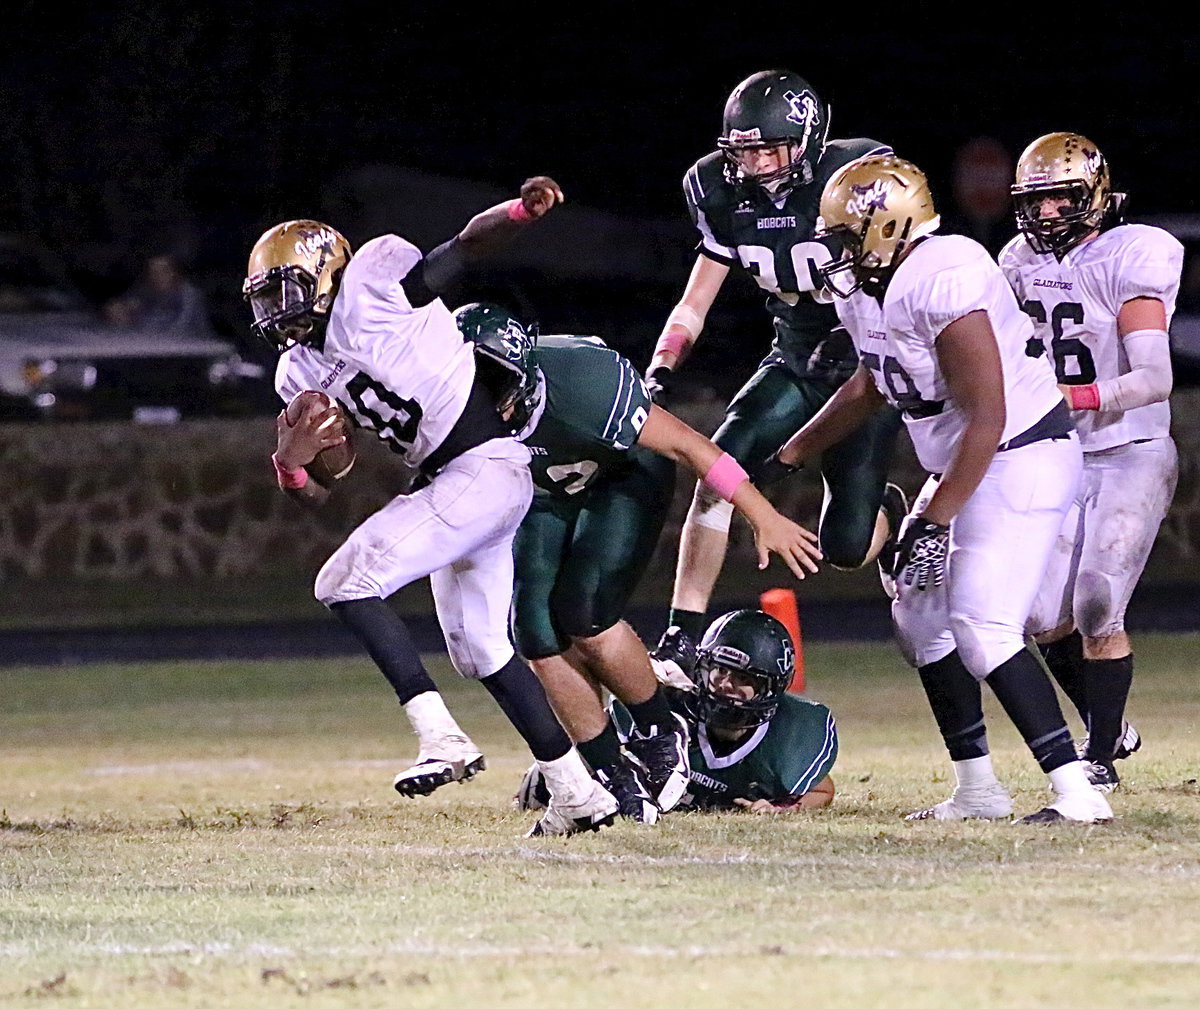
595 759 659 824
877 482 910 598
625 711 691 813
1083 760 1120 793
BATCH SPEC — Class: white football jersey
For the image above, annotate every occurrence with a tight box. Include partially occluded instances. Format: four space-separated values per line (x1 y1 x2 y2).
275 235 476 467
999 224 1183 451
835 234 1063 474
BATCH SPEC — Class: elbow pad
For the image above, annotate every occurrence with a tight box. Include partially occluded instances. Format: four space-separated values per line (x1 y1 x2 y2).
1096 329 1173 413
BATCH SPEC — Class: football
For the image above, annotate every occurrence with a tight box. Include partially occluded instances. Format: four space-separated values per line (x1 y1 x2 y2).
284 390 356 486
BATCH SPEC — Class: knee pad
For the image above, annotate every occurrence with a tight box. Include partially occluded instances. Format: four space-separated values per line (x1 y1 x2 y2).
1074 570 1124 639
442 624 514 680
949 614 1025 680
314 542 382 605
689 483 734 533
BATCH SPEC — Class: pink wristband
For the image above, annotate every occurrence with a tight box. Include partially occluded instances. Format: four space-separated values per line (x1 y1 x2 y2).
506 199 533 223
703 452 749 502
654 326 690 360
1066 384 1101 411
272 453 309 490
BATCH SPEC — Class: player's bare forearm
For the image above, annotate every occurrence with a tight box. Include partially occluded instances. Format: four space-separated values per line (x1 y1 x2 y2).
923 312 1005 526
281 480 331 509
777 364 884 466
457 175 564 250
637 406 820 579
733 777 835 813
647 256 728 374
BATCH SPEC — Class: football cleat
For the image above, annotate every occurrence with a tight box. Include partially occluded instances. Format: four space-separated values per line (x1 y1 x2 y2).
1078 722 1141 762
1018 789 1113 825
877 482 910 600
904 781 1014 821
393 737 485 798
513 763 550 811
595 759 659 825
1083 760 1120 794
625 711 691 813
525 780 619 837
651 626 699 682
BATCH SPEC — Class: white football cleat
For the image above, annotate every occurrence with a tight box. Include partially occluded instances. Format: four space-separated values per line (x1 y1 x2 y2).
525 779 619 837
905 780 1014 821
1019 788 1113 825
393 735 485 797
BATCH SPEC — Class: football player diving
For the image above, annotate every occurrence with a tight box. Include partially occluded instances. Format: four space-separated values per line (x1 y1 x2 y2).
643 69 906 668
518 609 838 814
772 154 1112 824
1001 133 1182 792
456 303 823 823
244 179 623 837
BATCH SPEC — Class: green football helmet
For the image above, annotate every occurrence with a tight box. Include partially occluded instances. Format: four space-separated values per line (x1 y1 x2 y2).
453 302 542 432
693 610 795 731
718 69 830 196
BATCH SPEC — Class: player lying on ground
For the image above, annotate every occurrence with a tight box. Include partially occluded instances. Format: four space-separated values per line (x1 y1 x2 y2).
771 154 1112 824
244 179 619 837
1000 132 1182 793
644 68 905 670
456 304 822 824
517 609 836 814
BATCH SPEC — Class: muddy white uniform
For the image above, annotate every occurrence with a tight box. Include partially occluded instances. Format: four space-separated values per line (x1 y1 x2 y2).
275 234 532 678
835 234 1082 679
1000 225 1182 639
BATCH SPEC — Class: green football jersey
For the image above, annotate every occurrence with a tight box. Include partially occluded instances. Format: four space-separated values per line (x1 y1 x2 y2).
612 692 838 810
684 137 890 378
522 335 652 499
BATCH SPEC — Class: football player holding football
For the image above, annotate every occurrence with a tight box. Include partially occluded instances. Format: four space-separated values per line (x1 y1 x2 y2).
518 610 838 814
772 154 1112 824
1000 133 1183 791
456 304 822 823
644 69 905 662
244 179 621 837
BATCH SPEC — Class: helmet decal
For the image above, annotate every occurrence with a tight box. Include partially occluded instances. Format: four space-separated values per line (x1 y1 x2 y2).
727 127 763 144
849 179 890 215
784 89 820 130
293 226 341 259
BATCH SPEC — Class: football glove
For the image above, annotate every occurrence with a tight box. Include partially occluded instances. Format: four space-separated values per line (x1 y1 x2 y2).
893 517 949 591
645 367 674 407
755 449 802 487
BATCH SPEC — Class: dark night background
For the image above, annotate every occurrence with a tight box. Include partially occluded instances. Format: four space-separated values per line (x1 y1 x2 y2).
4 7 1198 396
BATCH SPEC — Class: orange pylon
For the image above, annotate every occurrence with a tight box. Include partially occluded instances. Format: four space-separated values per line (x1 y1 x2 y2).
760 587 804 692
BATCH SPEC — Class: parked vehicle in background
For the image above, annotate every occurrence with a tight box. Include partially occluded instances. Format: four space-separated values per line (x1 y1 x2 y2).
0 234 267 421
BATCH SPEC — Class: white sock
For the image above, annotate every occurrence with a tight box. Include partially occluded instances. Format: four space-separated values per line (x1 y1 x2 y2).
953 755 1000 789
404 691 466 750
537 748 595 806
1048 759 1092 797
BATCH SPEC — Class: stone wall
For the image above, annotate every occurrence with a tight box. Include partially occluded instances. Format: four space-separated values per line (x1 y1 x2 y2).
2 390 1197 588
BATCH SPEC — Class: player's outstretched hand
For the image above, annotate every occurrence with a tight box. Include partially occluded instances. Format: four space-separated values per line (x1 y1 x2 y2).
275 400 346 471
752 513 821 580
518 176 565 220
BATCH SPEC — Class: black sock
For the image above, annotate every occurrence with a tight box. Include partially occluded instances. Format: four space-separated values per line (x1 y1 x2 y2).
1083 655 1134 763
917 650 989 761
1039 631 1088 724
576 720 623 774
329 598 437 705
667 608 707 643
623 685 675 736
986 649 1076 773
480 655 572 762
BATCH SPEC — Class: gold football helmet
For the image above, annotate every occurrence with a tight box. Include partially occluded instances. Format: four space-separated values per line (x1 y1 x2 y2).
1012 132 1122 258
242 220 352 348
817 155 940 297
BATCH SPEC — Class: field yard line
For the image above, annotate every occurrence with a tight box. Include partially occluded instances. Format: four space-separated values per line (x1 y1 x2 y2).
3 941 1200 966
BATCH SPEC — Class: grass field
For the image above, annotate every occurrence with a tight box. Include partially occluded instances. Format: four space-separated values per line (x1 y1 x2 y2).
3 636 1199 1008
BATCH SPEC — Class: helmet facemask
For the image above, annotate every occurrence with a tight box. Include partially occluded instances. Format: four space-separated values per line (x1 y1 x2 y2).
693 648 783 732
720 138 810 197
1012 181 1106 258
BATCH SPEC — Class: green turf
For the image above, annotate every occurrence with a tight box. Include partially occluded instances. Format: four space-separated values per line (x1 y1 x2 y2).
2 637 1199 1008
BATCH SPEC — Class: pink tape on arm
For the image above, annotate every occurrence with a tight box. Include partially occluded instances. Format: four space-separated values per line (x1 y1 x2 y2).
703 452 749 502
654 326 690 360
506 199 533 223
1065 384 1101 411
272 453 309 490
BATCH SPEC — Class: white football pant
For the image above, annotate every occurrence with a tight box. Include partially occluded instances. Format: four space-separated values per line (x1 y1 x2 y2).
1027 436 1178 640
893 435 1083 680
315 439 532 679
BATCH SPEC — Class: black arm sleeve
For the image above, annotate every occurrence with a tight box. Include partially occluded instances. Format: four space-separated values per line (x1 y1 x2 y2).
399 236 470 307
